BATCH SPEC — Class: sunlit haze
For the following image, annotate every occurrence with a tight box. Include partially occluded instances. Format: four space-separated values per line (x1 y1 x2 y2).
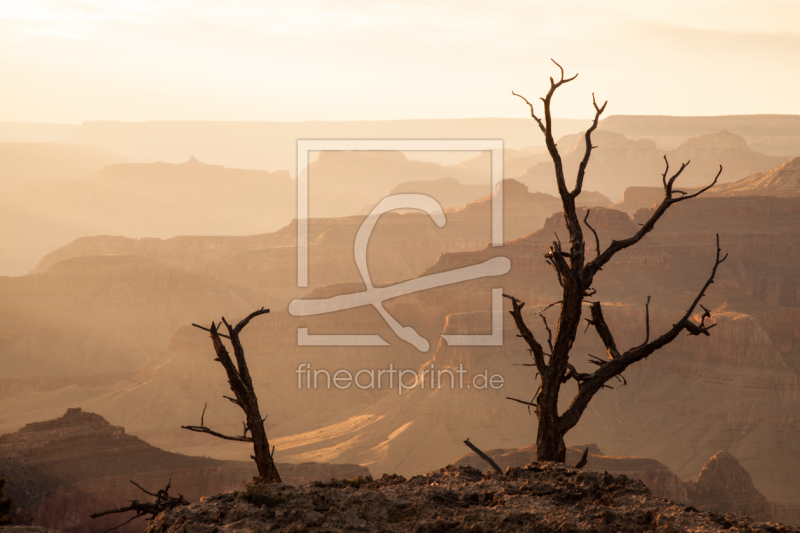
2 0 799 123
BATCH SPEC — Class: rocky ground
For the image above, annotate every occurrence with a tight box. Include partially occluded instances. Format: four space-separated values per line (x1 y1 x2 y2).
146 463 798 533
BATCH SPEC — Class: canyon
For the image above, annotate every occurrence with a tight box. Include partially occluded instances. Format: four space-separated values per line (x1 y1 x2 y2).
0 409 369 533
3 116 800 529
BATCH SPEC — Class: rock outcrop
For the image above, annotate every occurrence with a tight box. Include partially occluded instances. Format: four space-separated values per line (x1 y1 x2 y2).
451 444 690 504
144 463 798 533
452 445 774 521
710 157 800 197
686 451 772 521
0 409 370 533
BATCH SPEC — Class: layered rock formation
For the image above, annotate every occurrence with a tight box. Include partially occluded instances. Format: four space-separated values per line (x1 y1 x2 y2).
62 118 590 171
686 451 772 521
0 409 370 533
667 131 787 187
710 157 800 197
0 157 293 275
518 130 665 201
599 114 800 156
5 166 800 525
520 130 788 201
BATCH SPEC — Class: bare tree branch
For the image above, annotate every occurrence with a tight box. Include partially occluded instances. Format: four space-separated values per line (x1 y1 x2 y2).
503 294 547 374
511 91 545 134
463 439 504 475
192 323 230 339
558 235 727 434
572 93 608 198
575 448 589 469
91 480 188 533
583 209 600 258
631 296 652 350
586 302 620 360
507 61 726 463
183 310 281 482
235 307 270 333
180 424 253 442
583 160 722 284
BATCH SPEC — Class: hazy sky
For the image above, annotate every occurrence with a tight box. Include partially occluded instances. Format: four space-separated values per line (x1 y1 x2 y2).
2 0 799 123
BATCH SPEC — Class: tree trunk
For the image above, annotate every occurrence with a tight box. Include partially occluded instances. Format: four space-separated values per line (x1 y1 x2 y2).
183 309 282 483
536 417 566 462
508 61 724 466
249 414 281 482
536 369 567 462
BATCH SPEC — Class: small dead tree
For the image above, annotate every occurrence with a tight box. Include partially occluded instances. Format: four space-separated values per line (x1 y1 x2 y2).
184 308 281 482
90 480 188 532
505 60 726 463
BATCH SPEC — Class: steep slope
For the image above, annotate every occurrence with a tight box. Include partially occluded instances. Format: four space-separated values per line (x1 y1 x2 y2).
0 409 369 533
685 451 772 521
29 179 584 301
710 157 800 197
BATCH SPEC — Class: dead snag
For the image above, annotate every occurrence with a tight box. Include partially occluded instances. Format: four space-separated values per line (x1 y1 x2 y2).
90 480 188 532
184 307 281 483
463 438 504 475
508 60 725 463
574 448 589 469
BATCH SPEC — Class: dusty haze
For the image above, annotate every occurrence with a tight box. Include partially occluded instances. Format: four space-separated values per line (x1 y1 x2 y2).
3 1 800 531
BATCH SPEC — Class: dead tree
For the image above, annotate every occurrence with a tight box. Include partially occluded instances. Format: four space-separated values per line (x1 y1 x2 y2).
183 308 281 483
505 60 725 463
90 480 188 532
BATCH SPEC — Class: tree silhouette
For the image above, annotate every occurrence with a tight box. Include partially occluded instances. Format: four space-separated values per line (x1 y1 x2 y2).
183 308 281 482
505 60 725 463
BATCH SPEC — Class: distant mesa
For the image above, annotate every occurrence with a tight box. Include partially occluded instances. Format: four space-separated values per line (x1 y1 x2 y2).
599 114 800 156
0 409 370 533
667 130 789 186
